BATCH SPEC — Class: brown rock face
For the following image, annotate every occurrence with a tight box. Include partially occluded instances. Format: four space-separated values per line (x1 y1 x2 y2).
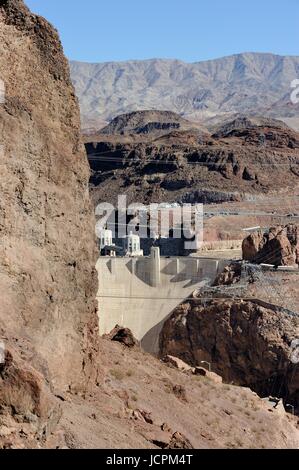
86 113 299 207
106 325 139 348
0 345 62 444
242 225 299 266
162 355 195 373
160 299 299 411
0 0 98 394
213 262 242 286
167 432 193 450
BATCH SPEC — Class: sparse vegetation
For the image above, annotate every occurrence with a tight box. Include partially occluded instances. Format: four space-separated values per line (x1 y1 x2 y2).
110 369 125 381
173 384 188 402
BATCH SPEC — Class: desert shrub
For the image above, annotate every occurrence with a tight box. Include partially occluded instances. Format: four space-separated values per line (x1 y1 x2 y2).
110 369 125 380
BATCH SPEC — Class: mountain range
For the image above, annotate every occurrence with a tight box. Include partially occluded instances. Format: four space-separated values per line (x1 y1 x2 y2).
70 52 299 132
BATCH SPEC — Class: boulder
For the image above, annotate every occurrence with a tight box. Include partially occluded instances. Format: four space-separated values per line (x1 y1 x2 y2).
242 225 299 266
213 262 242 286
193 367 223 384
131 409 153 424
107 325 139 348
149 427 193 450
162 355 195 373
167 432 193 449
0 346 61 447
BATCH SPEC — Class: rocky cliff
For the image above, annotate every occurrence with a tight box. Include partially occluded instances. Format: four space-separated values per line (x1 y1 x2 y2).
86 115 299 207
159 298 299 412
242 225 299 266
0 0 99 399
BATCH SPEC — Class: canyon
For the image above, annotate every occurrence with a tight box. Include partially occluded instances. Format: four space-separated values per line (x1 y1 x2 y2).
0 0 299 450
85 111 299 226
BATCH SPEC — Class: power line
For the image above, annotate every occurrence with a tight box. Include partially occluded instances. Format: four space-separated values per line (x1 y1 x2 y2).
97 292 299 306
97 294 255 301
88 151 299 167
98 212 299 227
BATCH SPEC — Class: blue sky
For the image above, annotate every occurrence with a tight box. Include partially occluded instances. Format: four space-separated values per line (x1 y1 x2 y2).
26 0 299 63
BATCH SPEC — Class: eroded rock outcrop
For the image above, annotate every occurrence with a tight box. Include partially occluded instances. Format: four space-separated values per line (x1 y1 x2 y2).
0 344 62 447
213 262 242 286
242 225 299 266
106 325 139 348
160 298 299 411
0 0 99 406
99 110 205 137
162 355 195 373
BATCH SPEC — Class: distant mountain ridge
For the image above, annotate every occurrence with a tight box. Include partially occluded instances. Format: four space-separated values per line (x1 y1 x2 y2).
100 110 206 136
70 52 299 132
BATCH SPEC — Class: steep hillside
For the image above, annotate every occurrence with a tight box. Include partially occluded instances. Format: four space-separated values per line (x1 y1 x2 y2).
54 338 299 449
0 0 99 395
70 53 299 131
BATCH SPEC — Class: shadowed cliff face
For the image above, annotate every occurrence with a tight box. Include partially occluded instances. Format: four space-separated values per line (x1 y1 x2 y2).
159 298 299 412
0 0 99 393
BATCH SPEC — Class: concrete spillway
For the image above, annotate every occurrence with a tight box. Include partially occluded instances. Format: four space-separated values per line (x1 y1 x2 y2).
96 248 229 353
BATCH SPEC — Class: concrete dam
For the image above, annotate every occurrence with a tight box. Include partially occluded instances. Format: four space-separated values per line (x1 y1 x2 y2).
96 248 229 353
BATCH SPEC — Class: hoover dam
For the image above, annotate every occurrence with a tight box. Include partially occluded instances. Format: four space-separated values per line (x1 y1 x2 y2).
96 248 229 353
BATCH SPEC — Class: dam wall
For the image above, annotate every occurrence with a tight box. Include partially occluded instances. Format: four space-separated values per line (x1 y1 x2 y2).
96 249 229 353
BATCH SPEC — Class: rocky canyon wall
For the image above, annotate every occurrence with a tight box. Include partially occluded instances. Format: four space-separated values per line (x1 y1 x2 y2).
160 298 299 411
0 0 99 394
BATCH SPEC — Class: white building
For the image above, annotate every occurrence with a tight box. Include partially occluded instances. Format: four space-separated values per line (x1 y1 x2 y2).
99 229 114 250
123 232 144 257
